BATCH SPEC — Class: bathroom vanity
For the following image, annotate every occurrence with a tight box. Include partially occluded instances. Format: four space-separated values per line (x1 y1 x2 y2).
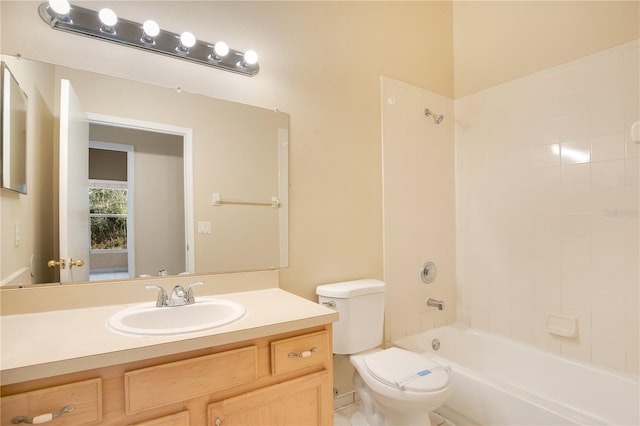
0 278 338 425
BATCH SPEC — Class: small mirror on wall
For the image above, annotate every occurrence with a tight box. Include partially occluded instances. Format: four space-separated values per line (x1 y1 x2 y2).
1 62 28 194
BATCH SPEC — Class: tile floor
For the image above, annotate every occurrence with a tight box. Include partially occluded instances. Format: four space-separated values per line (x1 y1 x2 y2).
334 403 454 426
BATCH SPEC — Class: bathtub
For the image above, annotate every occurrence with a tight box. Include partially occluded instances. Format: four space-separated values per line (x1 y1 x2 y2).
393 325 639 426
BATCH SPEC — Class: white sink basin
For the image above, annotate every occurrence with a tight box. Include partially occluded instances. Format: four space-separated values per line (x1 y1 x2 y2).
107 298 246 335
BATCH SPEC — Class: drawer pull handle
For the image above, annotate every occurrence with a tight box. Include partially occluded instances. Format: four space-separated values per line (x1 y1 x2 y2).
12 405 75 424
288 346 317 358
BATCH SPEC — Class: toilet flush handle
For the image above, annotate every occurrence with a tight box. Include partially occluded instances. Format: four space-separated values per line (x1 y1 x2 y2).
321 300 336 308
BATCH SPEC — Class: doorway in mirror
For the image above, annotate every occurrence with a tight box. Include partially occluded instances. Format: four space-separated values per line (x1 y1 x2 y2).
85 118 194 282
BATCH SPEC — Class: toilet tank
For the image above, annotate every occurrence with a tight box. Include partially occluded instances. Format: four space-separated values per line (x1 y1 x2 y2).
316 279 385 355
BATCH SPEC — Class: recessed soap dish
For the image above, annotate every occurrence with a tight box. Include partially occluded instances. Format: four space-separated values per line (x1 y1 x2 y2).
545 313 578 337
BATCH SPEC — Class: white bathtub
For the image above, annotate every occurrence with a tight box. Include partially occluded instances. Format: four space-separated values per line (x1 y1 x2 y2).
393 325 639 426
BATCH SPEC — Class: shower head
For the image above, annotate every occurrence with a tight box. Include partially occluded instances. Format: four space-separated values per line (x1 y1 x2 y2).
424 108 444 124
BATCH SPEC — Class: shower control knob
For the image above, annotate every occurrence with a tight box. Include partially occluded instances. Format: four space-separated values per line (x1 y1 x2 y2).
420 261 437 284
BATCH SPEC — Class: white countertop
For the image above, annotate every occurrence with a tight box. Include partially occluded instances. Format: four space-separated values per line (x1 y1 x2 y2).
0 288 338 385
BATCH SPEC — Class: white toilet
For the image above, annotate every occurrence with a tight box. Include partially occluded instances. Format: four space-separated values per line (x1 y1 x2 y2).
317 279 451 426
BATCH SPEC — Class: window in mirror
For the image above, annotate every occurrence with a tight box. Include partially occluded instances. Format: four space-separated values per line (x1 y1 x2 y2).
88 181 131 281
89 183 128 250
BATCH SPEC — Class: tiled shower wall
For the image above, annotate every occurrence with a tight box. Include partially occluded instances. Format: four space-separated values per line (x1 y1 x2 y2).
455 40 639 373
382 77 456 344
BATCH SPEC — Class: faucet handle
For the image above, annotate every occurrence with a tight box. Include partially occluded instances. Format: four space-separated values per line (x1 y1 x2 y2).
145 285 168 307
185 281 204 304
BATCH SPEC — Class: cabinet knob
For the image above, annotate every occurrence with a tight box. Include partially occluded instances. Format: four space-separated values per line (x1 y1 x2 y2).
214 418 222 426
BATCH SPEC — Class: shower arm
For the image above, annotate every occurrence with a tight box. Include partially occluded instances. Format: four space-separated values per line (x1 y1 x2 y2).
424 108 444 124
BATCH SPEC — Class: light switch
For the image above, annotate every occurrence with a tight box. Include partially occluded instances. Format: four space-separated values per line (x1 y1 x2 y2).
198 221 212 234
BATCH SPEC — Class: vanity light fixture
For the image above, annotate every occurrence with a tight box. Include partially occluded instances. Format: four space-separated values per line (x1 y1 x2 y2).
98 8 117 34
141 20 160 44
38 0 260 76
177 31 196 54
48 0 70 17
211 41 230 61
241 50 259 68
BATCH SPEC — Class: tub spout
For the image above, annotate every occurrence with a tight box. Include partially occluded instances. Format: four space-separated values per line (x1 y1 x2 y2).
426 297 445 310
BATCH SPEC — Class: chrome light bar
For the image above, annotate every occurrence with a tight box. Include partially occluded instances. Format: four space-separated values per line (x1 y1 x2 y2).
38 2 260 77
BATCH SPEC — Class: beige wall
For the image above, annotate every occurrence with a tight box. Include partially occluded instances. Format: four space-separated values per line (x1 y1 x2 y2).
0 55 55 286
454 1 640 97
1 1 454 300
89 147 127 182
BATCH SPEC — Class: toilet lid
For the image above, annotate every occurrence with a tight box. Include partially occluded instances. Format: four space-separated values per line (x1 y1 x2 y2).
364 347 449 392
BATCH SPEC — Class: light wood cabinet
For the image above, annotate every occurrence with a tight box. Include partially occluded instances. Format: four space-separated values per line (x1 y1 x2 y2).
208 371 332 426
0 378 102 425
1 325 333 426
129 411 190 426
271 330 330 376
125 346 258 414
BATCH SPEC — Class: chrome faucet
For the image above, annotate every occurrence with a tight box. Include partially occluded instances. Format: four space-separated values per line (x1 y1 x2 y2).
169 285 187 306
425 297 445 311
146 282 204 307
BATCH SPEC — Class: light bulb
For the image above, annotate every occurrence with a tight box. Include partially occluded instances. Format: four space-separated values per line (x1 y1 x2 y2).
180 31 196 48
98 8 118 27
243 50 258 66
49 0 70 15
214 42 229 57
143 20 160 38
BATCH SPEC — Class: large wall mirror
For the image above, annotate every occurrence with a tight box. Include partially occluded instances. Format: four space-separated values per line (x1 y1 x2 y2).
0 54 289 287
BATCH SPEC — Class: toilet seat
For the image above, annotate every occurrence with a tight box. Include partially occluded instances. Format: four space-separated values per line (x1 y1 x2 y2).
364 347 449 392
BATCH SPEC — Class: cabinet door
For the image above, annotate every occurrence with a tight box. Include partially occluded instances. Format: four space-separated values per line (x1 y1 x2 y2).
208 371 332 426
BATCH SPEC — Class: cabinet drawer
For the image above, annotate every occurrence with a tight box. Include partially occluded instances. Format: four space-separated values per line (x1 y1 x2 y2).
1 378 102 425
271 331 330 376
125 345 257 414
